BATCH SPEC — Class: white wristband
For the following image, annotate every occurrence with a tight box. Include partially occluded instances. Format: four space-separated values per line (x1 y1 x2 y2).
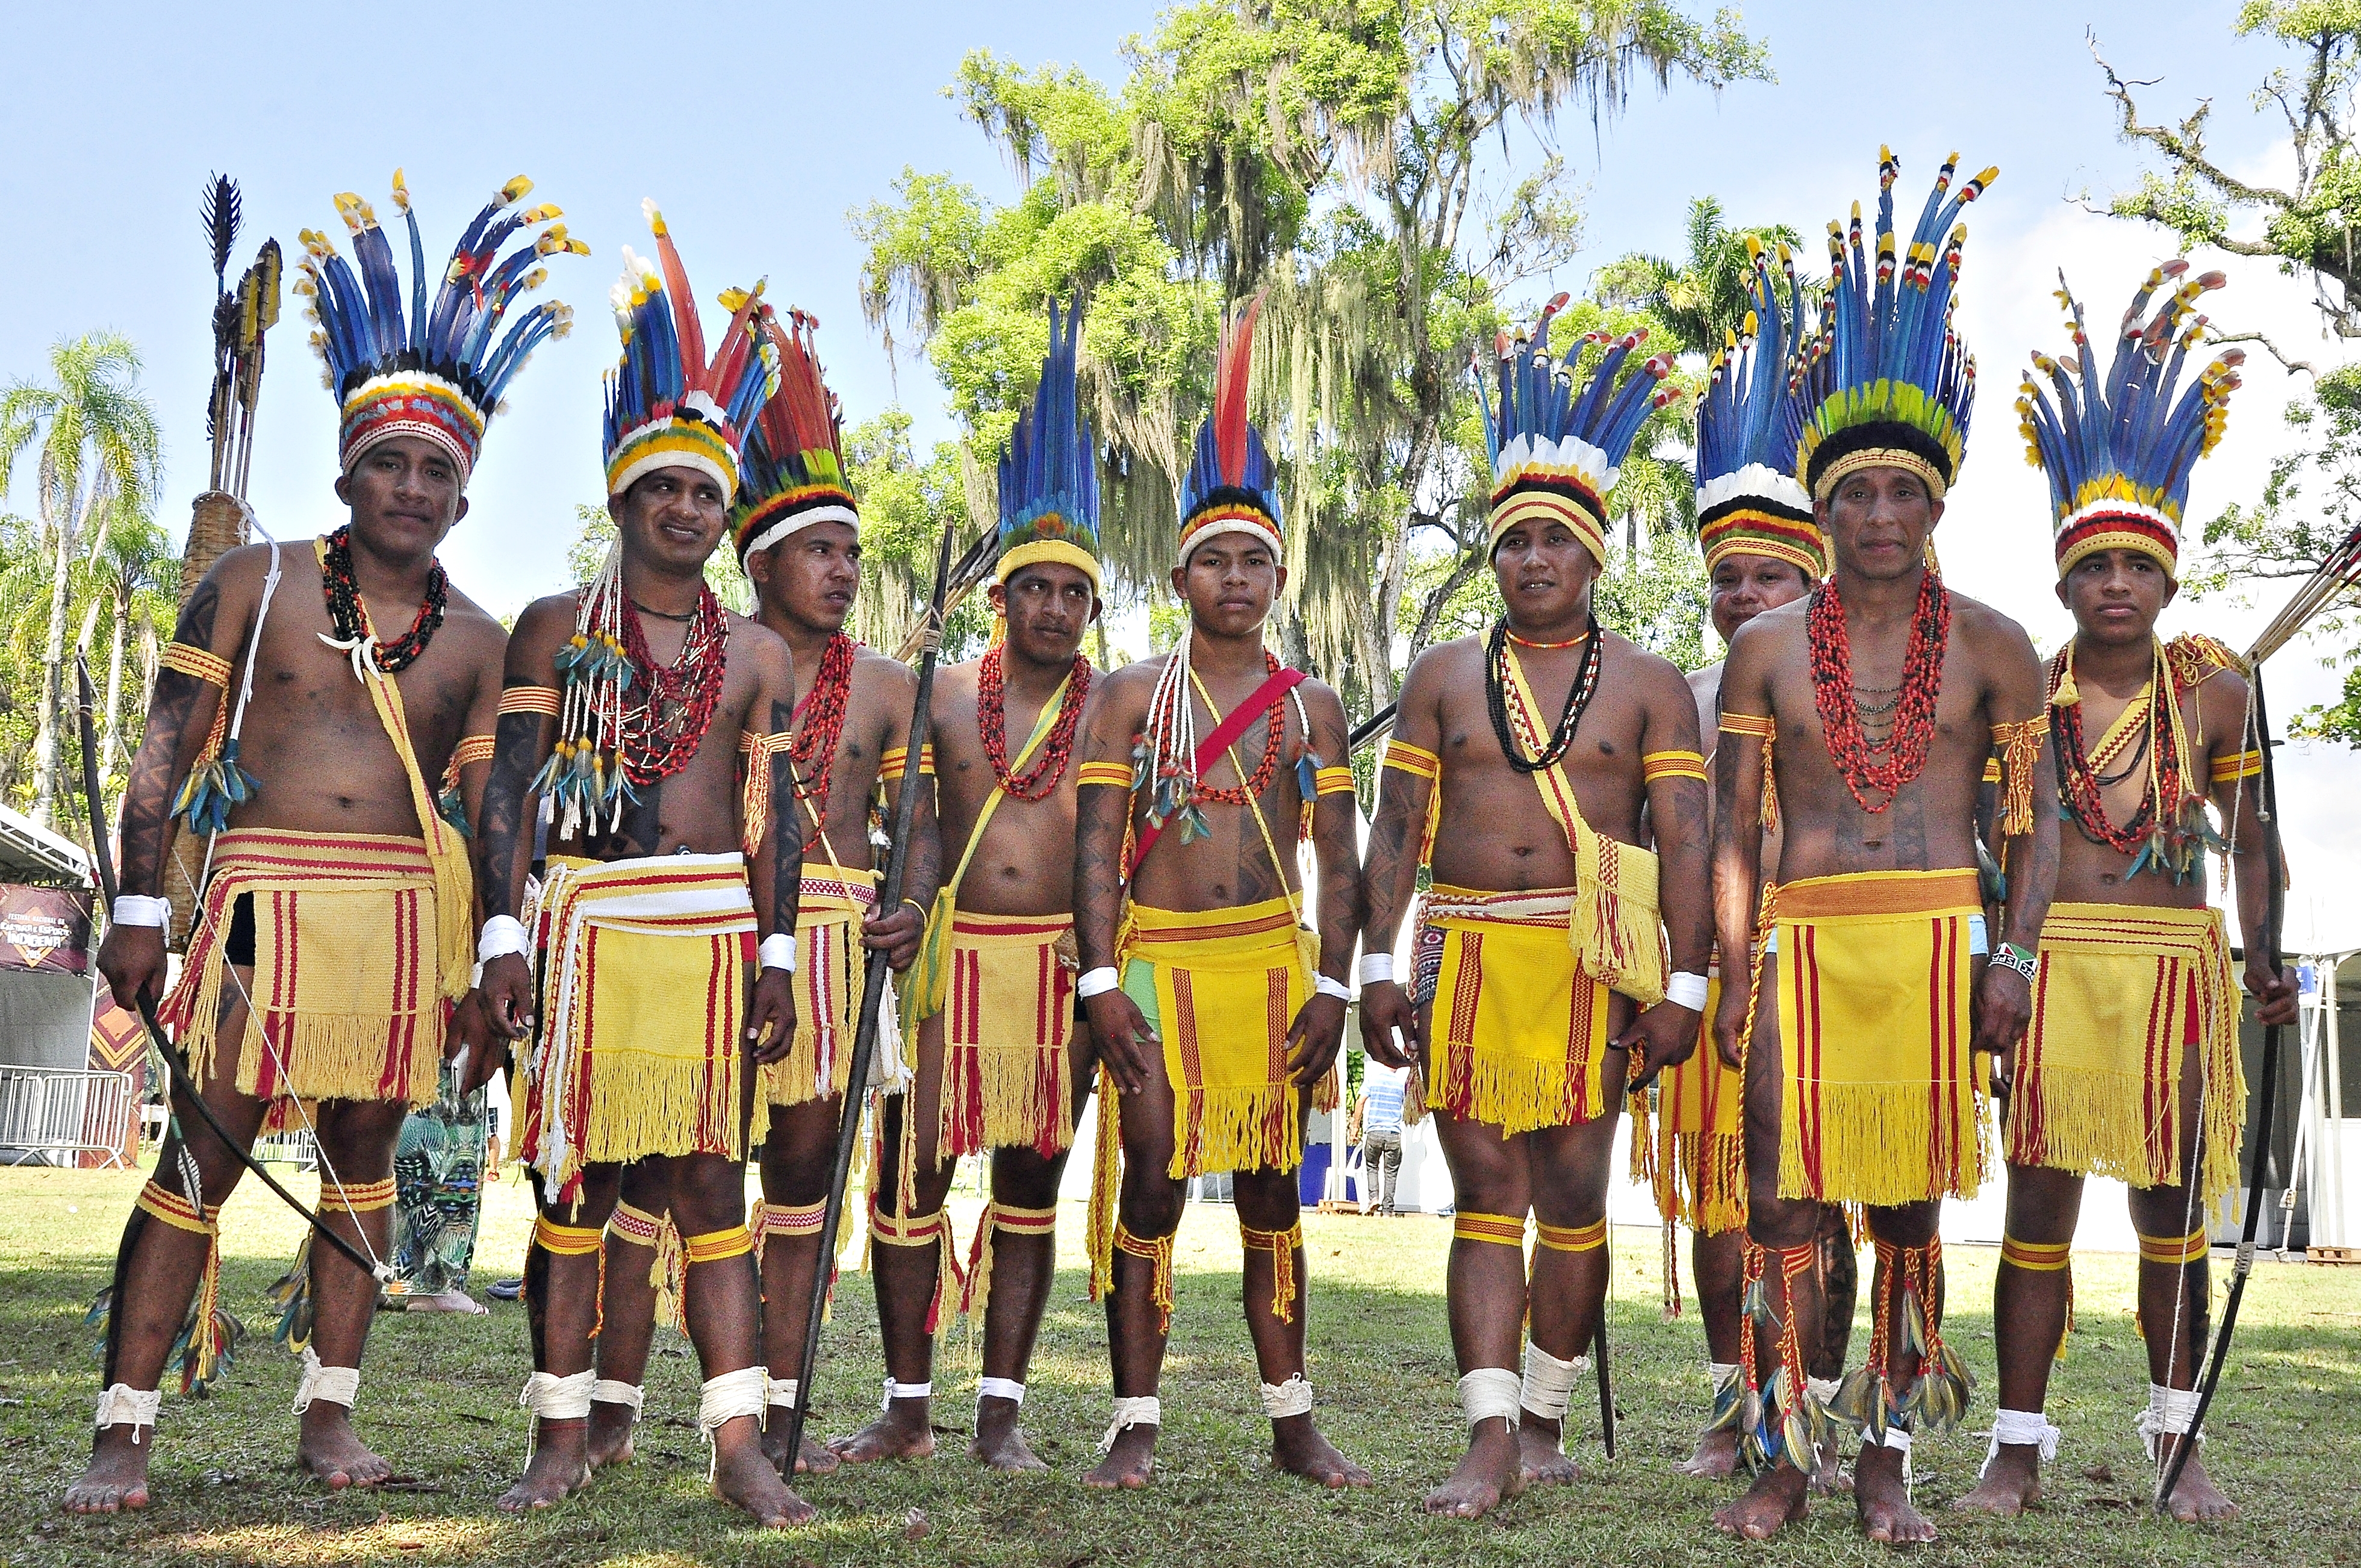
758 933 795 972
477 915 529 964
1357 953 1395 986
1664 971 1709 1012
112 895 171 928
1076 966 1121 1000
1314 974 1351 1003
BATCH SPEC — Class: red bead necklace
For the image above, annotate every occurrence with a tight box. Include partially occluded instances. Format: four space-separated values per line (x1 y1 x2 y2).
2049 644 2183 854
979 645 1092 800
320 524 446 672
1806 571 1949 814
789 632 857 812
614 584 729 785
1148 649 1287 806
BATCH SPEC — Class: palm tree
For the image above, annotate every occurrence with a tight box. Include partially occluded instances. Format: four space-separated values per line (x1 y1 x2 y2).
0 334 161 826
1594 196 1802 357
84 509 176 795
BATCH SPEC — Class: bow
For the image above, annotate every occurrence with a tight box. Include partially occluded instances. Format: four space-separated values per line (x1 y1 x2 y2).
775 521 960 1466
74 655 386 1280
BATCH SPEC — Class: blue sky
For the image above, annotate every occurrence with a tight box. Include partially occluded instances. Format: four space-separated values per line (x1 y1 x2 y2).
5 1 2355 942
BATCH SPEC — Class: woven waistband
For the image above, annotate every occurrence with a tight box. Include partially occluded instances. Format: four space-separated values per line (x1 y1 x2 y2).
1773 868 1981 920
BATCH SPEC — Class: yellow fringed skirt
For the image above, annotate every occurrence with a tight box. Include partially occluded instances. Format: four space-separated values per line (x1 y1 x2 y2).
936 910 1078 1161
761 869 876 1107
1768 869 1988 1207
1656 972 1747 1234
2010 901 2244 1209
1422 883 1612 1137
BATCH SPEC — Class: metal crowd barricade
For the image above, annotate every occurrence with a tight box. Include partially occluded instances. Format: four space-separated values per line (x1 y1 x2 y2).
0 1065 135 1168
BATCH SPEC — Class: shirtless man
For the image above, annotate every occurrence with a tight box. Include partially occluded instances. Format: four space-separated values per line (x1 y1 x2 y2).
1074 302 1369 1493
1709 150 2055 1548
1955 266 2295 1525
67 175 571 1514
1361 314 1712 1519
1666 269 1852 1484
831 302 1100 1472
477 216 805 1527
722 305 935 1476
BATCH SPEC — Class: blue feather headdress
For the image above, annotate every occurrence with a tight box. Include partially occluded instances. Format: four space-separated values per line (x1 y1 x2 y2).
997 296 1103 592
1696 239 1824 581
1788 148 1997 503
1176 296 1282 568
1474 292 1676 567
2017 261 2242 579
294 171 585 483
731 301 857 565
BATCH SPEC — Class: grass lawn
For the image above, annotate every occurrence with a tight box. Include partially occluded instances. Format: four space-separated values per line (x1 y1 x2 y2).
2 1161 2356 1567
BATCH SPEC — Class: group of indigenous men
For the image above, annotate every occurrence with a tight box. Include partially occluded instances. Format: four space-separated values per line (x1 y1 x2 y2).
66 152 2298 1545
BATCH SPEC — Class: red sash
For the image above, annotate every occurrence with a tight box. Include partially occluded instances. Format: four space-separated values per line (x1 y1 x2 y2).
1126 666 1307 879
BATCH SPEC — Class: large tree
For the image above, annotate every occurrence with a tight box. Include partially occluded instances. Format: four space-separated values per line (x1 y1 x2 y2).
2094 4 2361 741
854 0 1766 715
0 334 161 824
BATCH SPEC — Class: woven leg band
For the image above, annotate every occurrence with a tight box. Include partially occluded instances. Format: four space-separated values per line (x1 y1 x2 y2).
325 1175 398 1216
1240 1219 1302 1326
291 1347 359 1414
2136 1229 2210 1266
1113 1224 1176 1335
683 1225 754 1265
959 1200 1058 1323
872 1203 963 1339
1535 1218 1607 1254
1458 1367 1522 1431
1452 1210 1527 1248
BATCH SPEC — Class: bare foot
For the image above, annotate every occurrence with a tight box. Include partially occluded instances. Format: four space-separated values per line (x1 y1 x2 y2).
1081 1422 1157 1489
1855 1445 1936 1543
63 1427 153 1514
760 1420 840 1478
1271 1413 1371 1489
1679 1423 1740 1479
1713 1464 1810 1540
971 1395 1048 1473
712 1424 813 1527
296 1405 394 1490
827 1396 935 1463
1516 1416 1579 1487
1953 1443 2039 1516
586 1400 638 1470
498 1419 591 1512
2157 1443 2238 1523
1425 1420 1523 1517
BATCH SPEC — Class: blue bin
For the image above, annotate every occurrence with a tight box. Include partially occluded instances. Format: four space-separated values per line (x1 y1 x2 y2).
1298 1142 1332 1206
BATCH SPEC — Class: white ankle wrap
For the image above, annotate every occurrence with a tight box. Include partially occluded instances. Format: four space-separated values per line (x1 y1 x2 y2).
1457 1367 1522 1431
881 1378 933 1410
520 1369 596 1461
95 1384 161 1441
1520 1342 1587 1422
2136 1383 2203 1462
698 1366 771 1480
1100 1395 1162 1454
521 1369 596 1422
977 1376 1025 1407
591 1379 645 1414
766 1375 799 1410
1708 1360 1743 1395
1982 1405 2061 1476
1258 1375 1314 1419
292 1349 359 1414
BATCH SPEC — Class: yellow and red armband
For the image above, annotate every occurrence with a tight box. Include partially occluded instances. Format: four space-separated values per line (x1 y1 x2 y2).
1641 748 1707 785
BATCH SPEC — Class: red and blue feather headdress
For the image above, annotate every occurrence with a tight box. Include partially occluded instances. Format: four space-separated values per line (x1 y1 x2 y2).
730 302 857 564
1177 297 1282 568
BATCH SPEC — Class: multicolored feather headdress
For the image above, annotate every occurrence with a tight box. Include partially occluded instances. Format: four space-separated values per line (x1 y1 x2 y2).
1789 149 1997 503
1696 239 1825 581
997 297 1102 593
1176 297 1282 568
295 172 584 484
731 302 857 564
1475 293 1677 567
601 201 776 504
2017 261 2242 579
